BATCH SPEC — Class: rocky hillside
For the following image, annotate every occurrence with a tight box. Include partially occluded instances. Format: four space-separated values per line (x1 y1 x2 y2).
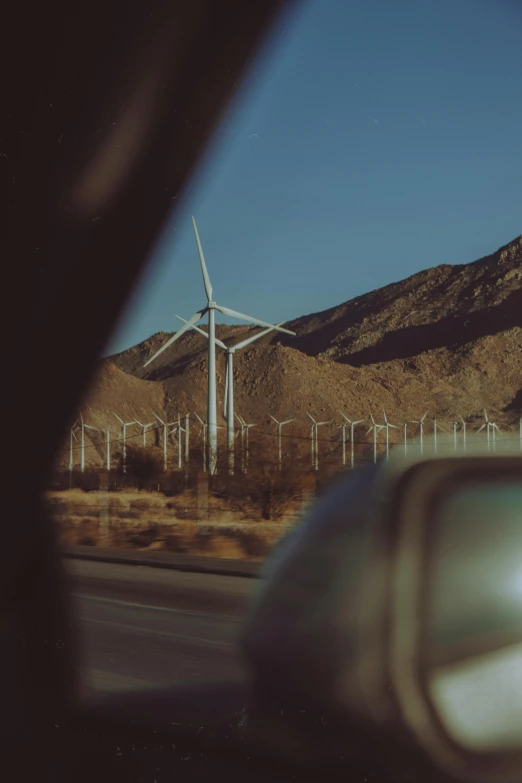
60 234 521 468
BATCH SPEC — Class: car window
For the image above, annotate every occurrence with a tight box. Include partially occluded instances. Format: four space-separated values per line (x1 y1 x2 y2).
46 0 522 701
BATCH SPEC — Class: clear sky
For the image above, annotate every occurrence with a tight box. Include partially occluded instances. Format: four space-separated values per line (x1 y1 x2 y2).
107 0 522 355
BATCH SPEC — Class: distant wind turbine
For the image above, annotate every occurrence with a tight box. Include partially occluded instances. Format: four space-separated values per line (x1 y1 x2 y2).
339 414 365 468
478 409 500 452
307 413 331 471
408 411 428 456
367 414 384 464
143 217 294 476
235 414 256 473
382 410 399 460
270 415 295 470
113 414 139 474
154 414 180 472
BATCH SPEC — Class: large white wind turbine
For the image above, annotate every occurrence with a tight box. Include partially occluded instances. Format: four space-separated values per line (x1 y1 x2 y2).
143 217 294 476
175 315 290 474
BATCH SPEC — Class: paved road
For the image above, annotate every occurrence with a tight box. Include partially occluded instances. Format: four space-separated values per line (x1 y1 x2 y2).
65 560 257 698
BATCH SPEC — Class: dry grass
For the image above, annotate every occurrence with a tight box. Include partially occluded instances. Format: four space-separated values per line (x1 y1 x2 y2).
46 488 298 560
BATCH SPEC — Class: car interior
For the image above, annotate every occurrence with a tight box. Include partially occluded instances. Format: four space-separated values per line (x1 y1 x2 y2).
3 1 522 782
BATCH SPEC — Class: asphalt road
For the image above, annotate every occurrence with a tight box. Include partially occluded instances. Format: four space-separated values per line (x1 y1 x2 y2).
65 559 257 698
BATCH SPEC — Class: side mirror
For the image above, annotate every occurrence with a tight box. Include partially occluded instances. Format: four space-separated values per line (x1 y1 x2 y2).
391 456 522 783
241 451 522 782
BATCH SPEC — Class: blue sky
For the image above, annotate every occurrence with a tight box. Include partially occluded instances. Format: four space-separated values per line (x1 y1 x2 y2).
107 0 522 355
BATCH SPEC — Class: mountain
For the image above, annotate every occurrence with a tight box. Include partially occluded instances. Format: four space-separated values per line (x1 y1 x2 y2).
62 234 521 468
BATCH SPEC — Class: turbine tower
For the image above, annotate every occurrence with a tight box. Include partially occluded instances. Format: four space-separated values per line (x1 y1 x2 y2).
175 315 289 474
143 217 294 476
269 414 295 470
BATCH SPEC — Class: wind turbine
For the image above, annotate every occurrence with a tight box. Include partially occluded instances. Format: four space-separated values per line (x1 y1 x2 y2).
153 414 179 472
195 413 207 472
113 414 139 474
339 414 365 468
104 428 111 471
458 414 467 452
79 413 102 473
143 217 294 476
184 413 190 468
135 418 156 447
402 421 408 457
408 411 428 456
236 414 256 473
69 425 78 473
170 414 187 470
175 315 289 474
433 415 445 455
269 414 295 470
382 410 399 460
367 415 384 464
451 420 458 452
307 413 331 471
478 409 500 452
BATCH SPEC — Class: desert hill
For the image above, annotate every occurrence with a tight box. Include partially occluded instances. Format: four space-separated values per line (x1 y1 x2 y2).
59 234 522 468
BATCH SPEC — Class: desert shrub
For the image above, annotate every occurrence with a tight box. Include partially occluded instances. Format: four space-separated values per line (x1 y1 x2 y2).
212 438 305 521
124 445 163 490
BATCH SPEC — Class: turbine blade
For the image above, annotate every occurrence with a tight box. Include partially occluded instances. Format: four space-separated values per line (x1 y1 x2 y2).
306 412 316 423
192 217 213 301
113 413 124 424
215 305 295 335
269 414 279 424
153 413 165 425
175 314 227 349
354 419 365 425
231 323 284 351
421 411 428 421
144 311 204 368
281 419 295 426
477 424 486 433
